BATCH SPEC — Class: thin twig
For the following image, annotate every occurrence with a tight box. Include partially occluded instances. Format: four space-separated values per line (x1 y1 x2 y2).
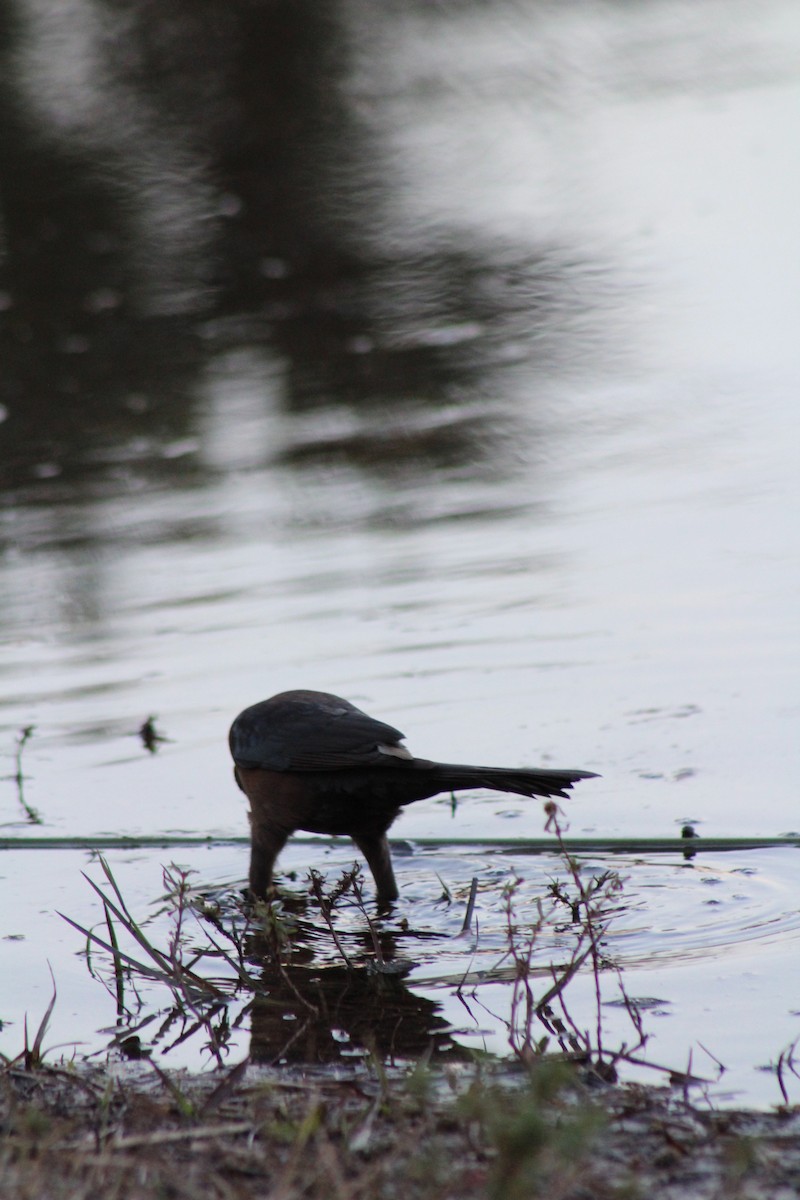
460 877 479 935
12 726 41 824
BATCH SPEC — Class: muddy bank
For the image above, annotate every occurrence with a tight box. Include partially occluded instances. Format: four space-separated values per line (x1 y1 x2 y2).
2 1060 799 1199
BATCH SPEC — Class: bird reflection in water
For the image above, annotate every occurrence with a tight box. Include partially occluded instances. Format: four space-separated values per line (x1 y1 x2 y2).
245 878 470 1067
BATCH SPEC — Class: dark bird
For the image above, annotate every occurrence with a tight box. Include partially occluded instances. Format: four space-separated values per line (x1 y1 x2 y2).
230 689 598 904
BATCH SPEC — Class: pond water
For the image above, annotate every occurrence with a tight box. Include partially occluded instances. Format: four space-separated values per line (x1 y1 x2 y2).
1 0 799 1105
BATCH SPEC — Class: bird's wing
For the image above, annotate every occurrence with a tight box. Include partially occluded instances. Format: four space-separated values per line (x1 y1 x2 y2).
229 689 409 771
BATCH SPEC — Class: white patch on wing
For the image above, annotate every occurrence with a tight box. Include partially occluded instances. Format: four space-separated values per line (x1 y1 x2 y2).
377 742 413 760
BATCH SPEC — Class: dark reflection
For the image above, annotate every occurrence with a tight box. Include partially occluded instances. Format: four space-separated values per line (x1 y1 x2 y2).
0 0 603 516
249 962 467 1066
247 921 469 1066
260 245 577 489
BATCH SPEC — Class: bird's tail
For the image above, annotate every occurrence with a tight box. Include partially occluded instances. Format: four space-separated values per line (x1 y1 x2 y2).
426 762 598 801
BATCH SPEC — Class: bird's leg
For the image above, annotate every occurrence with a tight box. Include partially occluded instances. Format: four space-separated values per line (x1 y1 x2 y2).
352 833 399 904
247 812 291 900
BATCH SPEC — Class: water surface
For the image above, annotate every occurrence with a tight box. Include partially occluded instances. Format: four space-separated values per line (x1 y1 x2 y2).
1 0 799 1104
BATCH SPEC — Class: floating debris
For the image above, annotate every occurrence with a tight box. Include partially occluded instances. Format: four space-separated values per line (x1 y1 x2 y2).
139 716 169 754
